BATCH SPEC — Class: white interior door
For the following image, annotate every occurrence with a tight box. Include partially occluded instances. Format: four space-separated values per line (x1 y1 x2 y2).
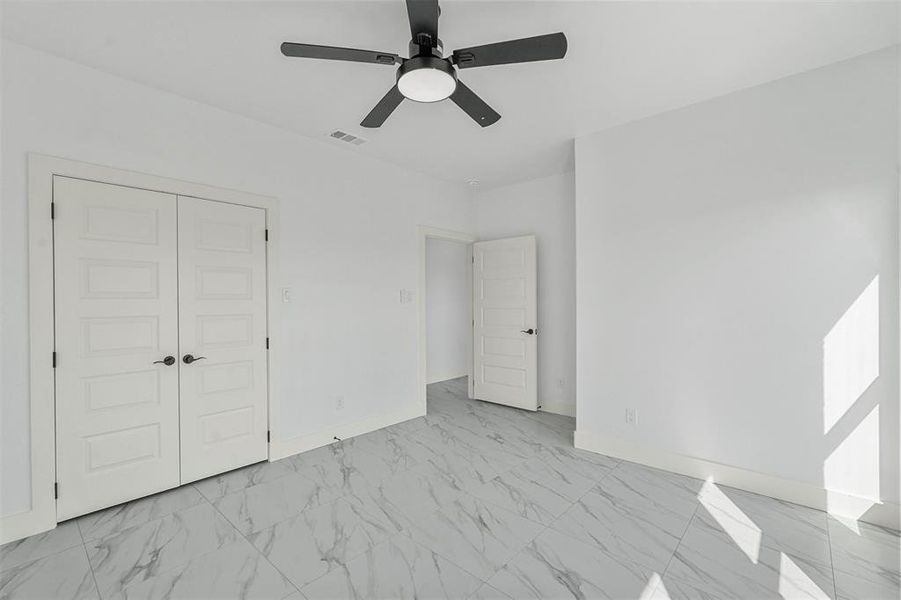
472 235 538 410
177 196 269 483
54 177 181 520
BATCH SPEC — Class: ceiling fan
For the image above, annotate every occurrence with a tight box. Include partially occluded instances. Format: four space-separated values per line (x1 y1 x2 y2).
280 0 567 128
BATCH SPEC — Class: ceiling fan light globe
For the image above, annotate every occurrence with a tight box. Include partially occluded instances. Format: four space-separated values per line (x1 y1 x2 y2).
397 67 457 102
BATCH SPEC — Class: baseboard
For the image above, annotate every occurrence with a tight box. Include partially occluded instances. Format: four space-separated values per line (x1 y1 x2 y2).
539 400 576 418
426 371 468 385
269 404 425 461
574 429 900 531
0 504 56 545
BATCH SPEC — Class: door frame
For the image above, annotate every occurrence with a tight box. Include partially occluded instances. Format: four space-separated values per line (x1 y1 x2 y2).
416 226 477 412
10 153 280 544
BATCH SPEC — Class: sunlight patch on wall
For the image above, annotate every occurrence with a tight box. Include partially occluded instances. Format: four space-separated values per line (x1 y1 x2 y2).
824 405 880 526
698 477 762 563
778 552 831 599
823 276 879 433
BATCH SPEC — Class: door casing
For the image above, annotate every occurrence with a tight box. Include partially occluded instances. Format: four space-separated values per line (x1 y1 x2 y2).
13 154 280 544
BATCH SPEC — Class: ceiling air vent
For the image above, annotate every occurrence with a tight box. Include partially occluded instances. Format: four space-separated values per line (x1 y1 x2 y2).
328 130 367 146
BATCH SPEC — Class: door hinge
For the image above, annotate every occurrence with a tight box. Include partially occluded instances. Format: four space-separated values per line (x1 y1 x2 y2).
267 430 271 443
265 337 270 350
51 202 55 220
52 351 57 368
265 229 269 242
54 482 59 499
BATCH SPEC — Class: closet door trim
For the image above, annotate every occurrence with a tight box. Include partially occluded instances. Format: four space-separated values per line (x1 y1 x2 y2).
14 153 280 545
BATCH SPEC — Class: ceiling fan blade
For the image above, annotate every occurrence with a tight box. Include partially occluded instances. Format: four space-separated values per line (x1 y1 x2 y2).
360 85 405 128
281 42 401 65
452 32 567 69
450 81 500 127
406 0 439 44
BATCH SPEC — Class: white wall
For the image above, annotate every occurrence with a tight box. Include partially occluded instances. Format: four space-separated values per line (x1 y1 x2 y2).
0 41 475 519
475 172 576 417
425 238 470 383
575 48 899 526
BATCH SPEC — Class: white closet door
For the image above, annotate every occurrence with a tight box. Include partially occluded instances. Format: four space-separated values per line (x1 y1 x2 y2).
177 197 269 483
472 235 538 410
54 176 181 520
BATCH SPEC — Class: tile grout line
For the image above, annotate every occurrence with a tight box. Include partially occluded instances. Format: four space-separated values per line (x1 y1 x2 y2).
409 396 609 543
402 533 494 596
92 486 296 598
405 425 529 481
292 530 489 598
199 483 304 598
0 520 86 576
86 493 226 598
660 498 701 583
201 441 434 594
825 516 839 600
79 495 217 599
80 542 104 600
464 457 627 593
338 412 588 593
73 516 105 598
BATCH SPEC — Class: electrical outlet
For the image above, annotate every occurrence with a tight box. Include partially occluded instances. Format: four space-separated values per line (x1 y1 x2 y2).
556 377 565 390
333 395 345 411
399 289 415 304
625 408 638 425
281 287 293 303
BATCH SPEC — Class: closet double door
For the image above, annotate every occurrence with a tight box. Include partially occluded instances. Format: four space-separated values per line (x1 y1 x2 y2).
53 176 269 520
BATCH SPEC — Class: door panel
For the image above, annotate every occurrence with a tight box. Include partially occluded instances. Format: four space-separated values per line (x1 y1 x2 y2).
177 197 268 483
472 236 538 410
54 177 180 520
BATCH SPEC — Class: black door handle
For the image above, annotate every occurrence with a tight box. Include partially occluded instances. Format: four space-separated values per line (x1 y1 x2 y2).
153 356 176 366
520 328 535 335
183 354 207 364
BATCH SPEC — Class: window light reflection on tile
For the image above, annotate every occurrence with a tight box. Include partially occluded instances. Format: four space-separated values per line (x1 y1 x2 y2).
778 551 831 600
698 477 762 563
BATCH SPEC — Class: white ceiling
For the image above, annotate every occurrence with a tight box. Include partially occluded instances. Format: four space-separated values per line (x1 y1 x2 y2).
2 1 898 188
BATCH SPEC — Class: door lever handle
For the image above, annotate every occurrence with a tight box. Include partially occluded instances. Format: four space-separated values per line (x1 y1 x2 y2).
520 328 535 335
182 354 207 364
153 356 176 366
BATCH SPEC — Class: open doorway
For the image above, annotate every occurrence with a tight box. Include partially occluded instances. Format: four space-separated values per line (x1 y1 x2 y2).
426 238 471 386
418 227 476 412
417 226 540 415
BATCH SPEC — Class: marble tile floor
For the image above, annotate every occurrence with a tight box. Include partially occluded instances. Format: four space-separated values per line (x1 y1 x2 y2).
2 377 898 599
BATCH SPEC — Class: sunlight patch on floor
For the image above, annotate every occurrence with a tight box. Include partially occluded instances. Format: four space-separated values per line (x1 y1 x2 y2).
778 551 831 599
641 573 669 599
698 477 762 563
